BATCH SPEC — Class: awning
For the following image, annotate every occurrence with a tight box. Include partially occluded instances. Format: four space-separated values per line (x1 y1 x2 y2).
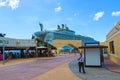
79 45 108 49
0 46 29 50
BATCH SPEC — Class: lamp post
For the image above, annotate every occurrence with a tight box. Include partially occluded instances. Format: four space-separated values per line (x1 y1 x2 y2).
2 44 5 65
35 40 38 57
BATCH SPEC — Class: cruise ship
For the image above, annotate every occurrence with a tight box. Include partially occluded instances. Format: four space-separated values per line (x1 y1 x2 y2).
32 24 97 45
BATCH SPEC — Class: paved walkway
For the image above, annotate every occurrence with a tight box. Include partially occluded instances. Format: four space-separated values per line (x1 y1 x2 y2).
32 63 80 80
104 56 120 73
69 54 120 80
0 54 78 80
0 54 120 80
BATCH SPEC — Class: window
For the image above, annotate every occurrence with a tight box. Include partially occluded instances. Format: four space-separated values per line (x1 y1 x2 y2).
109 41 115 54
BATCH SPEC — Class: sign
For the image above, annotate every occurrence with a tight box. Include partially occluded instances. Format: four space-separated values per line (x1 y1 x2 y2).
0 40 9 44
0 37 36 47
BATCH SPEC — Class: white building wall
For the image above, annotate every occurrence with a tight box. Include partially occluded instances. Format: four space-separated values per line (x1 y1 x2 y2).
85 48 100 66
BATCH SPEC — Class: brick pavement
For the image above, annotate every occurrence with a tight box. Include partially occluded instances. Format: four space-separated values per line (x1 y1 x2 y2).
0 54 120 80
32 63 80 80
69 60 120 80
104 56 120 73
0 54 78 80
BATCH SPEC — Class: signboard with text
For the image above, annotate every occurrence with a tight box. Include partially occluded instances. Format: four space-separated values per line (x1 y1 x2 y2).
0 37 36 47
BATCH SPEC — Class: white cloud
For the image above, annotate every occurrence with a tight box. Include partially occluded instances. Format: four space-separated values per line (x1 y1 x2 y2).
8 0 19 10
0 0 20 10
112 11 120 17
0 0 7 6
93 11 104 21
55 6 62 12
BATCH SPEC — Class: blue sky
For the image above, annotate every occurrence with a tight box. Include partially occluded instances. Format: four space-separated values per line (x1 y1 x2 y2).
0 0 120 42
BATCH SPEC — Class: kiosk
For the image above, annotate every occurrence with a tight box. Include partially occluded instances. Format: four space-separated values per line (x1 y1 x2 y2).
79 42 107 67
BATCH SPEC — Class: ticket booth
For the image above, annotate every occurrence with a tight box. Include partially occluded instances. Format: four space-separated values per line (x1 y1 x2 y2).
79 42 107 67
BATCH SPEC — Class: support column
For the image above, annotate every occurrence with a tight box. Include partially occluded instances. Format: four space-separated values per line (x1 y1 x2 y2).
2 44 5 64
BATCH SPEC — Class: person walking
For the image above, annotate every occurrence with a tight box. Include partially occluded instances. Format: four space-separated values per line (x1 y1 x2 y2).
78 51 86 74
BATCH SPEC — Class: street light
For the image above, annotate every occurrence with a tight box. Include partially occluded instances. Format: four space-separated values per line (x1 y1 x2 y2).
2 44 5 64
35 39 38 57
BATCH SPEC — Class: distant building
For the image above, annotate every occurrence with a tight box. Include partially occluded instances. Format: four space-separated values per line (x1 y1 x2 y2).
32 24 97 45
105 21 120 65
